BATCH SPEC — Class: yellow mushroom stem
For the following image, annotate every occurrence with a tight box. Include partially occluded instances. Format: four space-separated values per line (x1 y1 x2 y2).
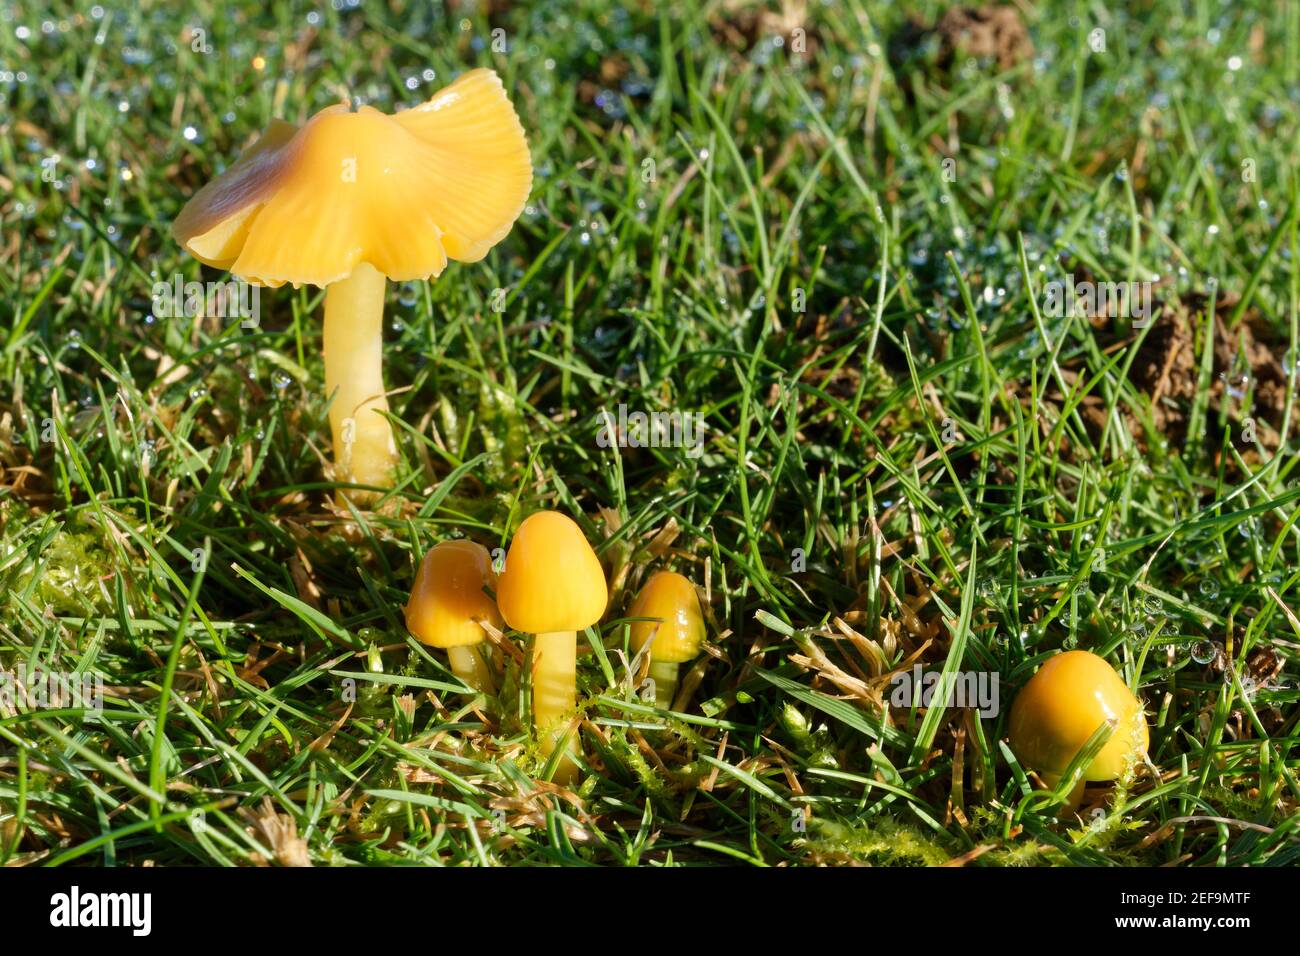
324 262 397 493
1042 772 1087 811
446 644 496 695
533 630 579 783
648 659 680 709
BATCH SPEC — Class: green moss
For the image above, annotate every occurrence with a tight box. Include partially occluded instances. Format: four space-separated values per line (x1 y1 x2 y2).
1199 783 1268 820
978 841 1055 867
802 816 954 866
614 732 672 801
477 378 527 483
14 525 115 616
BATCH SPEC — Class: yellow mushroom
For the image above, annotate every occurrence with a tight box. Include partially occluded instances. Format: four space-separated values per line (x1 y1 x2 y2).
404 540 502 693
1008 649 1149 808
495 511 607 783
172 69 532 497
627 571 705 709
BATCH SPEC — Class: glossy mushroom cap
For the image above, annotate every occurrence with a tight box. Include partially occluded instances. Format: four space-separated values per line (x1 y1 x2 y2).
1008 650 1149 782
404 540 503 648
172 68 532 288
496 511 607 633
627 571 705 664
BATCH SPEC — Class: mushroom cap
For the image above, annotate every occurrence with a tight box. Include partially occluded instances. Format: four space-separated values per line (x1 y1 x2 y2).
404 540 502 648
1008 650 1149 782
172 68 532 288
627 571 705 664
496 511 607 633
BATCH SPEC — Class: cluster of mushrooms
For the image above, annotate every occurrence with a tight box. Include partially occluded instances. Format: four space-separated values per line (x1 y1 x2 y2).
404 510 705 783
171 68 1148 805
406 514 1147 801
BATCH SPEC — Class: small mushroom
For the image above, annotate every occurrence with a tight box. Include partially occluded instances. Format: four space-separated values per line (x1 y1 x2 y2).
172 69 531 499
404 539 502 693
626 571 705 709
1008 649 1149 808
496 511 607 782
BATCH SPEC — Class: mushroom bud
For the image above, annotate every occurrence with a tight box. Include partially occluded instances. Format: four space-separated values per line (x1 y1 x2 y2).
404 540 503 693
172 69 532 499
627 571 705 709
496 511 607 783
1008 649 1149 807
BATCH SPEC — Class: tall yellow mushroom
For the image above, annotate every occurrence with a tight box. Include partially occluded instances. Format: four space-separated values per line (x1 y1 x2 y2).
495 511 607 783
172 69 532 497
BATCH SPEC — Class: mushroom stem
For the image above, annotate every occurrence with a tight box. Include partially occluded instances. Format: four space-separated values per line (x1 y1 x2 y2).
324 262 397 494
447 645 495 694
1043 772 1087 811
533 630 579 782
649 660 680 710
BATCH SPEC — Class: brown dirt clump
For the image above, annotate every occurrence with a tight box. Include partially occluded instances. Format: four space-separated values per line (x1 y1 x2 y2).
1128 294 1293 452
709 1 824 58
890 5 1033 76
1059 292 1295 456
1127 301 1201 445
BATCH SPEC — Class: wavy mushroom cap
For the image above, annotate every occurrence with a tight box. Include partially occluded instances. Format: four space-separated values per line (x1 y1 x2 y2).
404 540 503 649
496 511 607 634
1008 650 1149 782
627 571 705 664
172 68 532 288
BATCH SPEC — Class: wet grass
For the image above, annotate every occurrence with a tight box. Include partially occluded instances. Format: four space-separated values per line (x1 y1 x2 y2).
1 0 1298 866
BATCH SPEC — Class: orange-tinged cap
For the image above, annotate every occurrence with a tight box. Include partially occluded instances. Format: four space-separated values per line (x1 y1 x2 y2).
496 511 607 633
1008 650 1149 782
172 68 532 288
404 540 502 648
627 571 705 664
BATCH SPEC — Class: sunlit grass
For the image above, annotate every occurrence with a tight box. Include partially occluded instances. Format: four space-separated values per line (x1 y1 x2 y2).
0 0 1297 866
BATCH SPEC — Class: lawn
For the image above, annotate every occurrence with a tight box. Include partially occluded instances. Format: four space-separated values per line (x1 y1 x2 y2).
1 0 1298 867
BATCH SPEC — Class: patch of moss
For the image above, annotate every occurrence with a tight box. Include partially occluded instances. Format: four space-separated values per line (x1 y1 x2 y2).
802 816 954 866
477 378 527 483
1199 783 1268 820
610 731 672 801
14 525 115 616
978 841 1054 867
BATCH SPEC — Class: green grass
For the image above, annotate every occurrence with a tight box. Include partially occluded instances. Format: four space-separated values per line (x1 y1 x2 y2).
1 0 1298 866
